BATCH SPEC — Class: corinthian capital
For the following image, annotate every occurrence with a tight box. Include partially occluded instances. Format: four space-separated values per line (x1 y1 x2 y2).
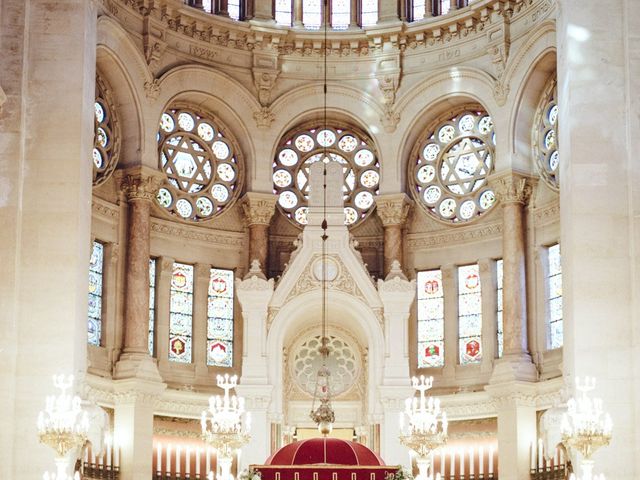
116 167 163 202
241 192 277 226
492 172 536 205
375 193 414 227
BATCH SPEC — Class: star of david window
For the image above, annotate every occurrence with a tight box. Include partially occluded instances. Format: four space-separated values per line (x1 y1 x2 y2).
93 75 121 187
410 110 497 223
156 107 243 222
533 78 559 190
273 125 380 228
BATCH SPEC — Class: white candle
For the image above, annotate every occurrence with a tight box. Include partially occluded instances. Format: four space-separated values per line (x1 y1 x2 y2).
157 443 162 473
98 449 103 467
479 447 484 475
167 444 172 473
440 449 445 476
451 450 456 476
559 447 564 466
107 442 112 466
196 448 201 477
538 439 544 470
84 447 89 464
530 442 536 471
91 447 96 465
469 448 474 476
186 447 191 476
460 449 465 478
488 446 494 474
206 447 211 474
115 445 120 468
555 446 560 468
177 445 182 474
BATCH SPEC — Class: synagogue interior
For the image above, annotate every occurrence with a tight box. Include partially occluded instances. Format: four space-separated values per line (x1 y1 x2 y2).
0 0 638 479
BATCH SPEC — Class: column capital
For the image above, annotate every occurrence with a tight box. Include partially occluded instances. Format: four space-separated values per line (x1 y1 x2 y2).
491 172 537 205
241 192 277 226
375 193 414 227
115 167 163 202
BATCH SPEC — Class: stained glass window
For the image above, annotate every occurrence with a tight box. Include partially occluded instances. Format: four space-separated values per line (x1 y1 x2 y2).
496 259 503 358
303 0 322 29
412 0 426 21
361 0 378 26
156 108 243 222
149 258 157 357
417 270 445 368
93 75 120 186
332 0 350 29
169 262 194 363
273 125 380 228
547 244 563 349
88 241 104 346
207 268 235 367
202 0 213 13
275 0 293 25
533 77 559 189
458 264 482 364
410 110 496 223
437 0 451 15
228 0 240 20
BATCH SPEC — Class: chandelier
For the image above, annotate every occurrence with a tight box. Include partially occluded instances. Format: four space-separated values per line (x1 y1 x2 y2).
201 374 251 480
399 376 448 480
562 377 612 480
37 375 89 480
309 0 336 438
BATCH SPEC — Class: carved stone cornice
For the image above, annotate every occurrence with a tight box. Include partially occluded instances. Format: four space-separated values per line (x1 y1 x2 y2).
407 222 502 250
241 192 277 226
115 167 163 202
0 85 6 113
375 193 414 227
491 172 536 206
92 198 120 220
151 219 245 247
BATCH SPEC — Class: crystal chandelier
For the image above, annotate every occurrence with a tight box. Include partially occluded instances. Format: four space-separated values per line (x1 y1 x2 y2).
399 376 448 480
562 377 612 480
37 375 89 480
201 374 251 480
309 0 336 438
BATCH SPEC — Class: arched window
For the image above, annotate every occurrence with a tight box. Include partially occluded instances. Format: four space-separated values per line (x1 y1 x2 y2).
417 269 445 368
332 0 350 29
207 268 235 367
156 107 243 222
360 0 378 26
547 243 563 349
275 0 293 25
273 124 380 228
410 109 497 223
458 264 482 365
93 75 120 186
533 77 559 189
303 0 323 28
169 262 194 363
88 241 105 346
148 258 157 357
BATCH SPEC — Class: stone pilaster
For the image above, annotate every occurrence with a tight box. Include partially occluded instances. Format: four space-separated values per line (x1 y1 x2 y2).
114 168 164 381
378 387 414 469
241 192 277 275
375 193 413 276
377 0 400 24
490 173 537 383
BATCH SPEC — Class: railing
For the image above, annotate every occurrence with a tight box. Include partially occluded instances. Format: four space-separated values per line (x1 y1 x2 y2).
530 443 571 480
82 462 121 480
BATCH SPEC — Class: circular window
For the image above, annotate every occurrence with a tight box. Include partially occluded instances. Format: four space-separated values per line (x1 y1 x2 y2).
156 108 243 221
273 125 380 228
291 334 359 397
93 75 121 186
533 78 559 190
410 110 497 223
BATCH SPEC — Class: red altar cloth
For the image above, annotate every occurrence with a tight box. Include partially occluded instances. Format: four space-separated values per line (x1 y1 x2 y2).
252 438 400 480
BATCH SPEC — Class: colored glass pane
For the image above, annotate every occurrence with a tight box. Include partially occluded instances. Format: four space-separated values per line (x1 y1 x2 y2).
412 0 426 20
438 0 451 15
496 259 503 358
332 0 350 29
275 0 292 25
548 244 563 349
458 264 482 364
207 268 234 367
361 0 378 26
533 78 559 189
88 241 104 346
228 0 240 20
417 270 445 368
303 0 322 29
169 263 194 363
93 76 120 186
148 258 157 356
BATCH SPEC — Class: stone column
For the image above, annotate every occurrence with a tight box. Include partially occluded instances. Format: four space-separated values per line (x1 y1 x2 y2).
375 194 413 276
293 0 303 26
350 0 358 27
485 384 537 480
252 0 273 20
478 258 496 374
216 0 229 17
490 173 537 383
377 0 400 23
241 192 277 275
156 257 174 373
378 387 414 469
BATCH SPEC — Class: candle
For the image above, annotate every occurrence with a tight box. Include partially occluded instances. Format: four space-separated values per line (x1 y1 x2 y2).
206 447 211 474
479 447 484 475
440 449 445 476
157 443 162 473
451 450 456 476
538 439 544 470
98 448 103 467
530 442 536 471
114 444 120 468
559 447 564 466
167 444 172 473
177 445 182 475
469 447 474 476
488 446 494 474
84 447 89 464
460 449 465 478
186 447 191 476
196 448 201 477
107 442 112 466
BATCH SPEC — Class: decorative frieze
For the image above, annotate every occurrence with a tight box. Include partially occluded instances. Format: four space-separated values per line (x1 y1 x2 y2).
241 192 277 226
492 173 536 205
407 222 502 250
151 220 245 247
375 194 413 227
116 168 163 202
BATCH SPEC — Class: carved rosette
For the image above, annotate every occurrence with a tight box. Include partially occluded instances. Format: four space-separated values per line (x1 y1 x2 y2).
492 174 535 206
241 192 277 226
375 194 414 227
117 169 163 203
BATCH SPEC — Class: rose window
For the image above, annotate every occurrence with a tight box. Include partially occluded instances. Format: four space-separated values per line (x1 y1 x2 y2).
156 108 242 221
273 126 380 227
93 75 120 186
410 110 497 223
291 334 359 397
533 78 559 189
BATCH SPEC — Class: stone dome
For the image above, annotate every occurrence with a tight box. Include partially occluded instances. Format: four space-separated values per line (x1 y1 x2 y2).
266 438 385 466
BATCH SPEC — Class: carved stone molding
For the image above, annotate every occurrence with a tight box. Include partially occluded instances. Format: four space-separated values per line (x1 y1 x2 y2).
116 168 163 202
92 198 120 220
407 222 503 251
491 172 536 205
253 106 275 128
241 192 277 226
0 85 6 113
144 79 161 100
532 201 560 226
375 193 413 227
151 220 245 247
